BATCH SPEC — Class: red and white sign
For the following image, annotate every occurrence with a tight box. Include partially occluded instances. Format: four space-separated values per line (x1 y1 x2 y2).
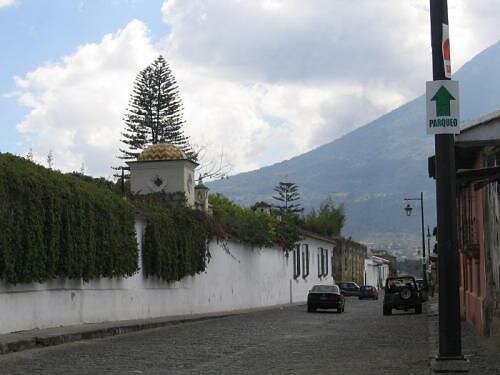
442 24 451 78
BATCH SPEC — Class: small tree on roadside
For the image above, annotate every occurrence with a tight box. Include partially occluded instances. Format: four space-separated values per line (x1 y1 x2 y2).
118 55 193 165
272 181 302 214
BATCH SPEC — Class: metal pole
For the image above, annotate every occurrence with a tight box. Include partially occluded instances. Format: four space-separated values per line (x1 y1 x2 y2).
427 226 432 258
420 192 427 288
427 226 434 296
430 0 462 359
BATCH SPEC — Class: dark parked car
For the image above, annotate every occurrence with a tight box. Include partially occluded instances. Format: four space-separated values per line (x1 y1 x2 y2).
307 284 345 313
383 276 423 315
337 281 361 297
358 285 378 300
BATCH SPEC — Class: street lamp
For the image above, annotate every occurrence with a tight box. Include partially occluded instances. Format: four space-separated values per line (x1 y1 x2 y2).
403 192 427 288
194 176 209 211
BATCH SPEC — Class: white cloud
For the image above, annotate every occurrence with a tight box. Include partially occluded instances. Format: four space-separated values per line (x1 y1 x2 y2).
13 1 500 177
0 0 16 8
15 19 158 176
160 0 430 173
448 1 500 70
162 1 429 87
160 0 500 174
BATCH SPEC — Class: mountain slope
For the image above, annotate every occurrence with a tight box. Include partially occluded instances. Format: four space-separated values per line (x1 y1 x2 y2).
208 41 500 250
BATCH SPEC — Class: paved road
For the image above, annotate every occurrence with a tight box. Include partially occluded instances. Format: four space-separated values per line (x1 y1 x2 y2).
0 297 430 374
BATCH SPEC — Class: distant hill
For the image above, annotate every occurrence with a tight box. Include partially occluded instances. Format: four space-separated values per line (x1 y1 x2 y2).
207 41 500 253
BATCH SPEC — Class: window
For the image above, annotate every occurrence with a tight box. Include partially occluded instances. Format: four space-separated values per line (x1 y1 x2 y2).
331 247 336 277
317 247 329 277
325 249 329 275
311 285 339 293
302 244 310 278
293 244 301 279
317 251 321 277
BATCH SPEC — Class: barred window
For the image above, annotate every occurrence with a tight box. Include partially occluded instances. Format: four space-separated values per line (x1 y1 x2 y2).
302 244 310 278
331 246 336 277
317 248 329 277
293 244 301 279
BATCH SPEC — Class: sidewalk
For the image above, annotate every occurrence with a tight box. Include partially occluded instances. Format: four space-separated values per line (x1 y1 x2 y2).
428 296 500 374
0 303 300 355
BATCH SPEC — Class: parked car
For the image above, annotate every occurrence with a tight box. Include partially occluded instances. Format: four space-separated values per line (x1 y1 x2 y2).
337 281 361 297
307 284 345 313
383 276 423 315
358 285 378 300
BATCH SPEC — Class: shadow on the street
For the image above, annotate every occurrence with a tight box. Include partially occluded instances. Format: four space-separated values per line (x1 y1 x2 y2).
306 310 341 314
384 311 422 317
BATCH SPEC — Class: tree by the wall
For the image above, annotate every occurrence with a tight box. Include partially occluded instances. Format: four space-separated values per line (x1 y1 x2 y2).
118 55 192 163
272 182 302 213
302 196 345 237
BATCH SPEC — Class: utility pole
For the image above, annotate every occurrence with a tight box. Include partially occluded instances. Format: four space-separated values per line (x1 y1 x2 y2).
429 0 467 371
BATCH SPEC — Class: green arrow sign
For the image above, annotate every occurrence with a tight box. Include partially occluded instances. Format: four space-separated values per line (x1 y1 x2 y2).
426 80 459 135
431 86 455 117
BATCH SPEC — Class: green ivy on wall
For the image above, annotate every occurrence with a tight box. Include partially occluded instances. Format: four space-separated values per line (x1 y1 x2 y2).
0 154 302 285
0 154 214 284
0 153 138 284
140 203 212 281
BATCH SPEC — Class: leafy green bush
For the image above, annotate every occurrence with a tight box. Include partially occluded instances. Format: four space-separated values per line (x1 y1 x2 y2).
209 194 301 250
302 197 344 237
0 153 138 284
140 203 212 281
0 154 302 285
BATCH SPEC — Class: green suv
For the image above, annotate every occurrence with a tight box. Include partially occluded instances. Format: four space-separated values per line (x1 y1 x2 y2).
383 276 423 315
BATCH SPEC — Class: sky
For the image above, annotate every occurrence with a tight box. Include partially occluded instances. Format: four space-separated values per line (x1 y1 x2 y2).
1 0 499 178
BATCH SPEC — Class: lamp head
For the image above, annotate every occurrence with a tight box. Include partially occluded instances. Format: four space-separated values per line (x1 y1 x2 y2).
404 203 413 216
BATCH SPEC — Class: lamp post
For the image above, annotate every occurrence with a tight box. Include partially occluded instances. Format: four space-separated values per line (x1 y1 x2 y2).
403 192 427 288
427 225 435 297
427 225 432 258
194 176 209 212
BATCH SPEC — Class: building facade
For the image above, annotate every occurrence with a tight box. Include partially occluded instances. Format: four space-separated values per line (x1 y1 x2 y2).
297 231 367 286
335 238 367 285
370 250 397 278
453 111 500 336
364 256 390 289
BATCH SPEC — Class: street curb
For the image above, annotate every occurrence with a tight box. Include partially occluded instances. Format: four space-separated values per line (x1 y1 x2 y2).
0 302 304 355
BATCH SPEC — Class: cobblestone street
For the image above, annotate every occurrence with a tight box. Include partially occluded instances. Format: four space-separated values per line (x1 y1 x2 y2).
0 297 430 374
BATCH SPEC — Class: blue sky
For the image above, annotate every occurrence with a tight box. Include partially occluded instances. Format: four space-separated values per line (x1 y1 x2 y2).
1 1 499 177
0 0 164 155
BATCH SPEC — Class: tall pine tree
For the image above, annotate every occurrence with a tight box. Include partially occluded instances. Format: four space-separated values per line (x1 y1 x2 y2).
272 182 303 213
118 56 193 163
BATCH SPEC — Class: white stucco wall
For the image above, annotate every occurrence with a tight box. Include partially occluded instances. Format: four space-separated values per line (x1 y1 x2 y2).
0 220 336 334
364 259 379 287
364 257 389 289
128 160 196 206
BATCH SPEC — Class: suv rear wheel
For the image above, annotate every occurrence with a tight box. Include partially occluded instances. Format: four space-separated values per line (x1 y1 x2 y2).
383 305 392 315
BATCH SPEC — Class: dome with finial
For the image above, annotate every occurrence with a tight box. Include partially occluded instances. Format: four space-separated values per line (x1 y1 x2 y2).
138 143 187 161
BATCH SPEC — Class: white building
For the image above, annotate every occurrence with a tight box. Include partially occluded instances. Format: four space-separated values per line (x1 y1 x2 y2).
364 255 390 289
0 143 346 334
